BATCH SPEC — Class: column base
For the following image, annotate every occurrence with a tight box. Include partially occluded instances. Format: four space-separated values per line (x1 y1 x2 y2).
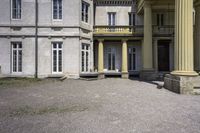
121 72 129 79
140 70 156 81
98 73 105 79
171 71 198 76
164 74 200 95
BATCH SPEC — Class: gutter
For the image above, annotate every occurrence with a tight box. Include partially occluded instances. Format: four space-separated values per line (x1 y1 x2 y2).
35 0 38 78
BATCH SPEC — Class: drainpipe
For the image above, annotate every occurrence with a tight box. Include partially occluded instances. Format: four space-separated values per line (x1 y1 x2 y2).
35 0 38 78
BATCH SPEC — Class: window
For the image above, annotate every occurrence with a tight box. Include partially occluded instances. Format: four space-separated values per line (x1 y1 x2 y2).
82 2 89 23
12 0 21 19
107 47 116 71
157 14 164 26
81 44 90 72
129 12 135 26
12 42 22 73
52 42 63 73
53 0 62 20
108 12 116 26
128 47 136 71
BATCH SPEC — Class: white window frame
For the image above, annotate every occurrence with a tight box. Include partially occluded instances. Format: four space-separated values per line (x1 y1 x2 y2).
11 42 22 73
81 44 90 72
52 42 63 74
81 1 90 23
52 0 63 21
11 0 22 20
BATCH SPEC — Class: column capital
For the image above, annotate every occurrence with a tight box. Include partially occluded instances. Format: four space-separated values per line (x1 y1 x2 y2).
144 1 151 8
122 39 128 43
98 39 104 43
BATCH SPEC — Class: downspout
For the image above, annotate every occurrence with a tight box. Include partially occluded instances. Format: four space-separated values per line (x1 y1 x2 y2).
35 0 38 78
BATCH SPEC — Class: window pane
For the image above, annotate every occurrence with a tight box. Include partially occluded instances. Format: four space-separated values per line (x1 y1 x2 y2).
82 51 84 72
112 53 115 70
58 50 62 72
53 50 57 72
18 50 22 72
13 50 17 72
86 52 89 71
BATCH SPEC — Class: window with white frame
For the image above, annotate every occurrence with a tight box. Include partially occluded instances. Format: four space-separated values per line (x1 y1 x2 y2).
52 42 63 73
53 0 62 20
12 0 21 19
82 1 89 23
81 44 90 72
108 12 116 26
12 42 22 73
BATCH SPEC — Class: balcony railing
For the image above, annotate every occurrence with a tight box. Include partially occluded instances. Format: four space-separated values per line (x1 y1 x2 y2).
93 25 143 35
153 25 174 36
93 25 174 36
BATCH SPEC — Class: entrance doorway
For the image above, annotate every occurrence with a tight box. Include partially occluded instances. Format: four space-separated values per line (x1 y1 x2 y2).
157 40 170 71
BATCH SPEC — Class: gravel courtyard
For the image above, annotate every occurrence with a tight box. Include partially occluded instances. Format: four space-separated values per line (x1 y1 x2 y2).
0 78 200 133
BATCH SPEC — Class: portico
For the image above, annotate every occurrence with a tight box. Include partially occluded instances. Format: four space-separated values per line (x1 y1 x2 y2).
95 37 142 79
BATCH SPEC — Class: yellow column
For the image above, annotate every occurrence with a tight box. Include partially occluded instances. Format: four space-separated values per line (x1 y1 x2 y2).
98 39 104 73
122 39 128 73
122 39 128 78
194 2 200 72
171 0 198 76
143 2 153 70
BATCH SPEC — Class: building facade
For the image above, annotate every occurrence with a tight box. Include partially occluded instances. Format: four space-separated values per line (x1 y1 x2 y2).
0 0 200 94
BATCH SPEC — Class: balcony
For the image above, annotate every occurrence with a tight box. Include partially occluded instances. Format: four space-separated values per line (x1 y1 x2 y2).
93 25 174 37
93 26 143 36
153 25 174 37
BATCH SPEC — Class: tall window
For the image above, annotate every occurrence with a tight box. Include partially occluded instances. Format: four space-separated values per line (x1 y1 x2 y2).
52 42 63 73
108 12 116 26
108 47 116 71
157 14 164 26
12 0 21 19
53 0 62 20
82 2 89 23
129 12 135 26
81 44 90 72
128 47 136 71
12 42 22 73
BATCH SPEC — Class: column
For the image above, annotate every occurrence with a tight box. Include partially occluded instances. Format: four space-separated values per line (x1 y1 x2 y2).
143 2 153 71
122 39 128 78
98 39 104 78
194 1 200 72
171 0 198 76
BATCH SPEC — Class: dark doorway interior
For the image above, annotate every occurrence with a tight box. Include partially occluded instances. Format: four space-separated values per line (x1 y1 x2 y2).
157 40 170 71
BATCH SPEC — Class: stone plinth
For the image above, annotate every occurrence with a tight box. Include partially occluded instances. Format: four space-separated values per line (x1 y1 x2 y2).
164 74 200 94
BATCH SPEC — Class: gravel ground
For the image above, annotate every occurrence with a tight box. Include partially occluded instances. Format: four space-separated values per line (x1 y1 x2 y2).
0 78 200 133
